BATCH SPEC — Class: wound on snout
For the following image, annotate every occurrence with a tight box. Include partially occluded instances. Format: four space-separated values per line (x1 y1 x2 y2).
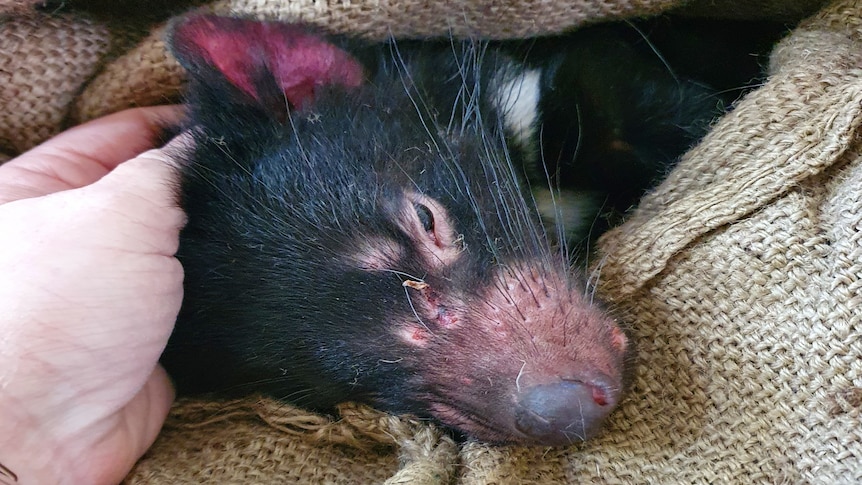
402 279 461 330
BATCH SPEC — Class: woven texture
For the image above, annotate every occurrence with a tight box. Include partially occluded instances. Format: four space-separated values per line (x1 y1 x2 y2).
591 1 862 481
0 12 110 154
1 0 860 483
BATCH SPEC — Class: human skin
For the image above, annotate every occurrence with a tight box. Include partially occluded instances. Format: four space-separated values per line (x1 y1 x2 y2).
0 106 185 484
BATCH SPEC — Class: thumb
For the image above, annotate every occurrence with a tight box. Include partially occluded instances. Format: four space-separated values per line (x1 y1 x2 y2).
79 137 190 256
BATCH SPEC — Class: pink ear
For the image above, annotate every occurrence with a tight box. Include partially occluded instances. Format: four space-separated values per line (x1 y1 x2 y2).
170 15 365 110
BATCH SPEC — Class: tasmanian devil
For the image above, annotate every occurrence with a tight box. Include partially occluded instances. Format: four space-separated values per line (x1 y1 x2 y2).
160 14 781 446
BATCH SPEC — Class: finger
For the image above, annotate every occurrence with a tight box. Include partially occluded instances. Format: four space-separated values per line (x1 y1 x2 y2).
87 365 175 485
0 105 185 204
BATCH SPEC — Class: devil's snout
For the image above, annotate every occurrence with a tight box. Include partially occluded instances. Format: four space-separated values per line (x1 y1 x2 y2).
514 373 621 445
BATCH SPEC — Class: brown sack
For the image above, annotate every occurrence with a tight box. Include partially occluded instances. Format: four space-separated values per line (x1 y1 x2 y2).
592 1 862 482
1 0 858 483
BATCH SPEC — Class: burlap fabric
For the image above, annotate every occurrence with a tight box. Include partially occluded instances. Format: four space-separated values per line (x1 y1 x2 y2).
3 0 860 483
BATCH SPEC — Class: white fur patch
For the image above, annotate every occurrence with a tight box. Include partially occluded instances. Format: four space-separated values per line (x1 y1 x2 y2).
490 67 542 167
532 187 602 240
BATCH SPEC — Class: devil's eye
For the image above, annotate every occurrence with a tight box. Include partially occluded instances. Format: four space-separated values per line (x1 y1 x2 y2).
414 203 434 232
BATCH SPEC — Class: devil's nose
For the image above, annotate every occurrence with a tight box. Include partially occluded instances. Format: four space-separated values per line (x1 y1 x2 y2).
514 378 619 445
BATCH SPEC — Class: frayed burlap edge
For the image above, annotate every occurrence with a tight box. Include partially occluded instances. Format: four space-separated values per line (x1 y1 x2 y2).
126 398 459 485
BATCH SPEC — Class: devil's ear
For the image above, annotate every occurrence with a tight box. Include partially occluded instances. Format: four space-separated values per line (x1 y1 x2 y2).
167 14 365 119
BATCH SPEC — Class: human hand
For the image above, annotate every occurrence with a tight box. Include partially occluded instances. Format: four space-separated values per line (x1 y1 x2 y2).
0 106 186 485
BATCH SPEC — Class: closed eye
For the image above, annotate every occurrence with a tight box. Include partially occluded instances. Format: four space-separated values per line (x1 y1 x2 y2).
398 191 461 269
414 203 434 233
